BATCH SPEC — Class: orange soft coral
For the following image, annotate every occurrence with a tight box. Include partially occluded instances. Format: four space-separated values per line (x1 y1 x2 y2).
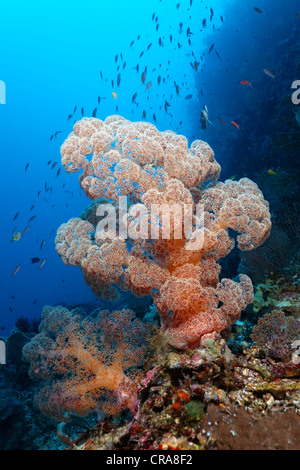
23 305 146 421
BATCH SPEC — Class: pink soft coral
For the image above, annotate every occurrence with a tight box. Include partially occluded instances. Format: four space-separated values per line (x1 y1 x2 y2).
56 115 271 350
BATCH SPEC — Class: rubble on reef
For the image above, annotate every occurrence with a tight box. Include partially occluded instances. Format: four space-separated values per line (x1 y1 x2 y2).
59 338 300 451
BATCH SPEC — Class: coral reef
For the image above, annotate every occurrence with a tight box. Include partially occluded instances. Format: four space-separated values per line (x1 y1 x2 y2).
55 338 300 451
55 115 271 350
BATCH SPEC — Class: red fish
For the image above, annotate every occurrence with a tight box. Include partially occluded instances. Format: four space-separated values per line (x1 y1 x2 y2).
218 117 225 125
11 265 21 277
231 121 240 130
263 68 275 79
146 81 152 90
240 80 253 88
38 258 47 269
141 71 146 84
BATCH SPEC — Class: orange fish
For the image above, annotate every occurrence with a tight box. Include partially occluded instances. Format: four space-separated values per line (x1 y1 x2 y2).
231 121 240 130
263 68 275 79
11 265 21 277
112 91 117 99
38 258 47 269
240 80 253 88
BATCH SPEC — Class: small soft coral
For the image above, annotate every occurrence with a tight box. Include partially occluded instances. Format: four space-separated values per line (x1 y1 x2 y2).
251 309 300 361
22 305 147 421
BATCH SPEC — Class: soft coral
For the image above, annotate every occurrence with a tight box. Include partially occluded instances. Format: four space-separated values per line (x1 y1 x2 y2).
23 305 146 421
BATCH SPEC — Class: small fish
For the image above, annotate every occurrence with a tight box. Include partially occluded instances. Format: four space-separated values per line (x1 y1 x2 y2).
218 117 225 125
28 215 37 223
214 49 222 61
40 240 46 250
240 80 253 88
112 92 117 100
200 105 214 130
92 107 97 117
268 169 276 175
81 107 84 116
231 121 240 130
21 225 30 236
11 232 21 242
13 212 20 221
209 43 215 54
141 71 146 84
11 265 21 277
142 110 146 118
38 258 47 269
31 257 40 264
146 81 152 91
254 7 263 13
153 113 157 122
25 163 29 171
184 94 193 100
57 168 61 177
229 174 237 180
117 73 121 87
263 68 275 79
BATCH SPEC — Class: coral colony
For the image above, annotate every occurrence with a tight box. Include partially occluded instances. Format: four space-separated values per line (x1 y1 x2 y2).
24 115 272 420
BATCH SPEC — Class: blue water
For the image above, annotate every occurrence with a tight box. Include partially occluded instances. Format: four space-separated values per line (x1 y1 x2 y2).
0 0 299 332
